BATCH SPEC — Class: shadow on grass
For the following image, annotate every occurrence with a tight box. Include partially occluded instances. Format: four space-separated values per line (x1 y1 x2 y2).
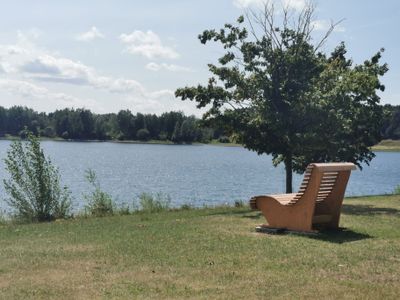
342 204 400 216
306 228 372 244
254 226 371 244
206 207 376 243
205 209 262 219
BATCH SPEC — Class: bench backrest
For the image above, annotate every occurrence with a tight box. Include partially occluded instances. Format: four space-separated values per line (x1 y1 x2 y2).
288 163 356 205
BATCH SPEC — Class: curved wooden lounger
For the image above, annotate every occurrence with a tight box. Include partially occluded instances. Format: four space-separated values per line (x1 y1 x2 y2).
249 163 356 232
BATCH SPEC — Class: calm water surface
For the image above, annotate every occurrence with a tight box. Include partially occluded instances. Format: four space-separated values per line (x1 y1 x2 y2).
0 140 399 211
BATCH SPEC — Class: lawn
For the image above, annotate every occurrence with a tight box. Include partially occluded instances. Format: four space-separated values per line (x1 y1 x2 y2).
371 139 400 151
0 195 400 299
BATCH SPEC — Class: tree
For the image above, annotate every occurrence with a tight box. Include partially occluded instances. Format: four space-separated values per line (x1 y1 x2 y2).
171 120 183 143
117 110 135 140
3 131 71 222
137 128 150 141
180 117 198 143
175 2 388 192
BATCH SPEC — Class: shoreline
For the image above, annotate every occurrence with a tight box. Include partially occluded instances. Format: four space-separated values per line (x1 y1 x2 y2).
1 136 400 151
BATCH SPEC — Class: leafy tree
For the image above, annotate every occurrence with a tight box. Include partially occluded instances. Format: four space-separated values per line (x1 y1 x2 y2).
175 3 388 192
171 120 183 143
137 128 150 141
160 111 184 139
3 131 71 222
78 109 94 139
0 106 6 136
117 109 135 139
383 106 400 139
180 117 198 143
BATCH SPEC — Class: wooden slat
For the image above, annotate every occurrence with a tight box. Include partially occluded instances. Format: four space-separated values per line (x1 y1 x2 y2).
319 187 333 191
318 191 331 194
323 171 339 175
321 180 336 184
321 183 336 186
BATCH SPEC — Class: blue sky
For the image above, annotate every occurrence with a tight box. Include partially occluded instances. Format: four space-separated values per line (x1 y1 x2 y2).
0 0 399 115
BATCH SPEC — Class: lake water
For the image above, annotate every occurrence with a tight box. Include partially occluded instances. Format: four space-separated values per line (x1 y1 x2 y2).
0 140 399 211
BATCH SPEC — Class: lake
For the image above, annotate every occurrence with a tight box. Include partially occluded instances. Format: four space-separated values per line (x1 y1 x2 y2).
0 140 399 211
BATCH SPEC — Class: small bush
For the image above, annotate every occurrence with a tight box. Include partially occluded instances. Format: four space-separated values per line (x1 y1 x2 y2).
0 211 7 225
136 128 150 141
117 202 131 215
138 192 171 213
218 136 230 143
3 131 71 222
180 203 193 210
234 200 245 208
394 185 400 195
84 169 114 217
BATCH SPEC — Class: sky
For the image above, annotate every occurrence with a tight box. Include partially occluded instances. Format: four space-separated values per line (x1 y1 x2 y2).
0 0 399 116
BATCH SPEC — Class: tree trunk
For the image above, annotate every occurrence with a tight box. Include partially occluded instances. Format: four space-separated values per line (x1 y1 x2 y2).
284 155 293 193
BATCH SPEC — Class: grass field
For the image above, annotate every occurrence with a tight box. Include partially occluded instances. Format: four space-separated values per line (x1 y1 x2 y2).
371 139 400 151
0 195 400 299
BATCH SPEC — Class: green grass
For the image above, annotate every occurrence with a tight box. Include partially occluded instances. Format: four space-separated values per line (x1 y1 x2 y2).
371 139 400 152
1 195 400 299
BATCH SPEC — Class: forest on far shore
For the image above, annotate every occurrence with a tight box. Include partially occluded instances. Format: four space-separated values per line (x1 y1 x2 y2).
0 106 227 144
0 104 399 144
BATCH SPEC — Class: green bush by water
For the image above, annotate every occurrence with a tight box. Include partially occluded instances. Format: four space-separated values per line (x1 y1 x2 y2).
138 192 171 212
2 131 71 222
394 184 400 195
84 169 115 217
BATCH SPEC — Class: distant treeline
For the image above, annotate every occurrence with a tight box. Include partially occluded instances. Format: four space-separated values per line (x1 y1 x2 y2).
0 106 226 143
382 104 400 140
0 104 399 142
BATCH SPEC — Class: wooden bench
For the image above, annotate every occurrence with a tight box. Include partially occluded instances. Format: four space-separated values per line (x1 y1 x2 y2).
249 163 356 232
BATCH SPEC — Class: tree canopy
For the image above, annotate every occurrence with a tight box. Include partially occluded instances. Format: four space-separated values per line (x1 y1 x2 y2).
175 2 388 192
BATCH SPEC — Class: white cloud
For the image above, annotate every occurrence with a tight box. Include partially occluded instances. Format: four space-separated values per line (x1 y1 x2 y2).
123 89 203 116
119 30 179 59
0 31 201 115
282 0 306 11
145 62 193 72
0 78 94 108
145 62 162 71
76 26 105 41
233 0 263 8
234 0 306 11
16 53 144 94
311 20 346 32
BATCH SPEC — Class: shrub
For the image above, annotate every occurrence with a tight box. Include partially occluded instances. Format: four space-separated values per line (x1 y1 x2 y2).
138 192 171 213
393 185 400 195
117 202 131 215
3 131 71 222
234 200 245 208
84 169 114 217
218 136 230 143
136 128 150 141
180 203 193 210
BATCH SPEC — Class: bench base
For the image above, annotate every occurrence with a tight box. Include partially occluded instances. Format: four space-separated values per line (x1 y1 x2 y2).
255 225 318 235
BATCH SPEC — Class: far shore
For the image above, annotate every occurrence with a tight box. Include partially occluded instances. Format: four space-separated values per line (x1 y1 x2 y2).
1 135 400 151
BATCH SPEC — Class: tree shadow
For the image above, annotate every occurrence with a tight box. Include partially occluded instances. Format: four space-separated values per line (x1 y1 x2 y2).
342 204 400 216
